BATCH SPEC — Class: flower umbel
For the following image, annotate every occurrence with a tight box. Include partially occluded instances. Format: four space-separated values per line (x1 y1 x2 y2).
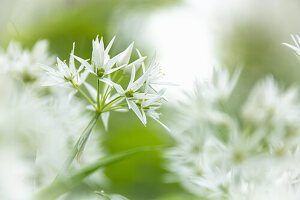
41 43 88 87
42 36 170 130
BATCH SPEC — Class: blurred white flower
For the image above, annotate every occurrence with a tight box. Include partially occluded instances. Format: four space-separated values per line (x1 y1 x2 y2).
209 66 241 103
0 40 55 83
242 76 300 127
0 147 33 200
283 34 300 57
166 66 300 199
0 50 106 199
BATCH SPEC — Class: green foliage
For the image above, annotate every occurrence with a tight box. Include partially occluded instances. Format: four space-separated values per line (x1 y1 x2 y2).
34 147 158 200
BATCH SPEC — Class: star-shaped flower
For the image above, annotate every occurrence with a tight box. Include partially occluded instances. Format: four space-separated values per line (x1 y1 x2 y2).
41 43 88 87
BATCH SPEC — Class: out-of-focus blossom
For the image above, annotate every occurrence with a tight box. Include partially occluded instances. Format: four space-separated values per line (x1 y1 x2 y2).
0 40 55 83
283 34 300 57
166 66 300 200
0 42 106 199
0 73 107 199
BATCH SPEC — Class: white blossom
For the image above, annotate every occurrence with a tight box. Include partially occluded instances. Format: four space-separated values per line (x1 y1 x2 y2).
0 73 107 199
0 40 55 83
41 43 89 87
41 36 170 131
166 66 300 200
73 36 146 78
283 34 300 57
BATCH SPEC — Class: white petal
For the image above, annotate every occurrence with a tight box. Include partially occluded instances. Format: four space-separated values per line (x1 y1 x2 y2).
56 57 69 77
136 48 146 73
104 54 119 71
40 64 56 74
149 115 170 133
117 42 134 66
78 69 90 85
141 108 147 125
123 56 146 75
100 78 125 95
72 55 93 72
131 72 147 92
127 100 146 125
69 42 76 73
115 109 128 112
105 64 126 75
127 64 136 90
105 36 116 54
126 98 132 109
99 37 105 66
92 36 105 67
283 43 300 53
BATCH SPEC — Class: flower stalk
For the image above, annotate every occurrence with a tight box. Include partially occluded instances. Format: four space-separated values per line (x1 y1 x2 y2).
57 113 100 177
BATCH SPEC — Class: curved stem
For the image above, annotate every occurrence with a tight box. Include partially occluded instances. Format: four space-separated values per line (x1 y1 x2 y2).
103 96 124 110
57 113 100 177
71 82 97 110
34 147 160 200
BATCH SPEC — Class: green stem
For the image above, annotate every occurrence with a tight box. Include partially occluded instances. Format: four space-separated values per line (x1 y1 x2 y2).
102 106 129 112
103 96 123 110
100 80 106 109
71 82 97 110
103 86 114 105
97 79 100 110
33 147 159 200
57 113 100 177
102 104 128 112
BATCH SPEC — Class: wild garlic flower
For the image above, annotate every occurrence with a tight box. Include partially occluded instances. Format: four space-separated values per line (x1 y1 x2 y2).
166 66 300 200
0 40 55 83
42 43 89 87
73 36 146 78
42 36 169 131
283 34 300 56
0 72 107 199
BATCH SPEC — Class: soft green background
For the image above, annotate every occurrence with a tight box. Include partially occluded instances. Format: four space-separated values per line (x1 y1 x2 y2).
2 0 300 199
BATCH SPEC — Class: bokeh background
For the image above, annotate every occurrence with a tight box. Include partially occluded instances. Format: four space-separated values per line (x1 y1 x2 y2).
1 0 300 199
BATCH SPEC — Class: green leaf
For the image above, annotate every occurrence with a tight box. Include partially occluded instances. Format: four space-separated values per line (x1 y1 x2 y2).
34 147 159 200
95 191 129 200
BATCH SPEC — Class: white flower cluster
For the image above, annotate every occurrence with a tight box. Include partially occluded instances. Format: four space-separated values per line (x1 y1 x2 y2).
166 64 300 199
42 36 169 131
0 40 55 83
0 41 110 200
0 37 169 200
